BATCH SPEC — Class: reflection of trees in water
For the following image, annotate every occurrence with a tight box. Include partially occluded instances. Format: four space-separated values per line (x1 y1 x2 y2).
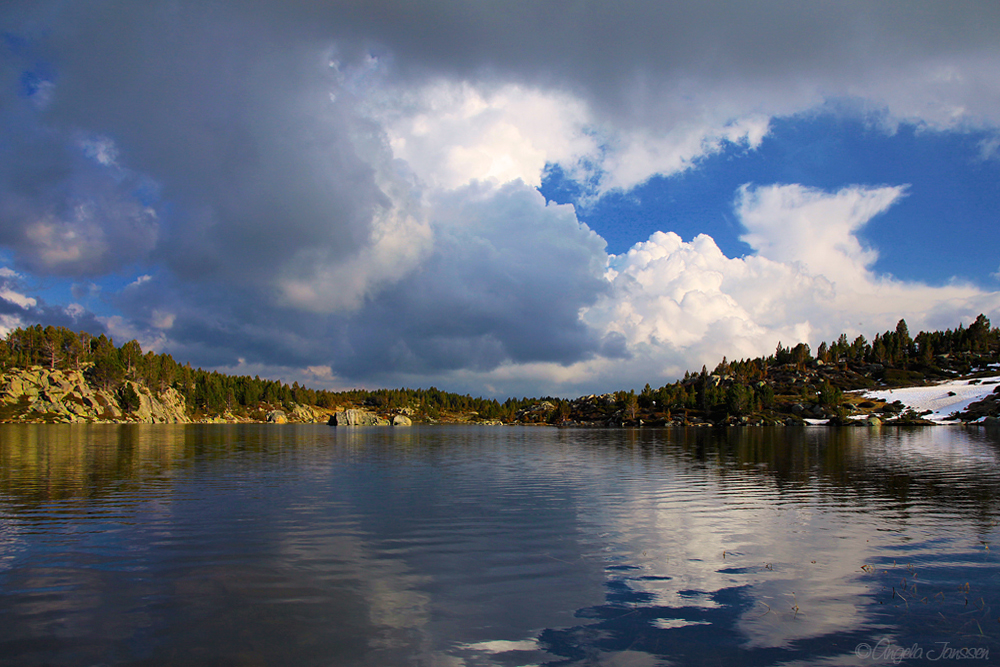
5 423 1000 521
0 425 182 505
592 426 1000 524
0 424 331 509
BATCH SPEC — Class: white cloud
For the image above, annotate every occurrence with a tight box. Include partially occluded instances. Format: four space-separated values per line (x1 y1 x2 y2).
416 183 1000 397
373 80 773 196
736 184 906 281
102 315 167 352
277 198 433 313
597 116 771 193
375 81 600 190
570 184 1000 391
151 309 175 329
78 134 120 168
0 286 37 310
0 266 37 314
0 314 26 336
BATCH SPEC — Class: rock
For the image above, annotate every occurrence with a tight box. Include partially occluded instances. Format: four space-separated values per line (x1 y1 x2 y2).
0 368 190 423
267 410 288 424
392 415 412 427
288 403 327 423
330 409 388 426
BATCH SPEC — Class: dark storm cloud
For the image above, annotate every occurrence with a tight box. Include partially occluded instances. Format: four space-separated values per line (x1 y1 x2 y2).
314 0 1000 125
0 39 158 277
109 183 608 379
335 183 609 377
19 1 386 288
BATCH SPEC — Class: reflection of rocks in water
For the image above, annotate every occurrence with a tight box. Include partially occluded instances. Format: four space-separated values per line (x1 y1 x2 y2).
0 424 188 504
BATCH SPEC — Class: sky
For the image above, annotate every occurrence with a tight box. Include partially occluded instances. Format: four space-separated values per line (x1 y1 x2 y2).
2 0 1000 399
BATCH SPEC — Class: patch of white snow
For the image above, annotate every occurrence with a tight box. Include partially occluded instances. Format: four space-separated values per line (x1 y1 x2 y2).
862 376 1000 423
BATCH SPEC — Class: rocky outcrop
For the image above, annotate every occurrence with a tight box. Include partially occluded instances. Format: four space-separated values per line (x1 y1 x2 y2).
0 368 189 423
126 381 188 423
288 404 329 423
392 415 412 426
956 385 1000 422
329 408 389 426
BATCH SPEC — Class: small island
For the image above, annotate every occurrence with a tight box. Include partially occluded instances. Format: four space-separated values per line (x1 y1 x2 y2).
1 316 997 428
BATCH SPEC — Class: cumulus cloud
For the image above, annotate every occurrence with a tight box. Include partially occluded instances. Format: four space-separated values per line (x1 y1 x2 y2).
106 181 608 385
736 184 907 281
374 81 599 190
334 182 609 378
567 184 1000 393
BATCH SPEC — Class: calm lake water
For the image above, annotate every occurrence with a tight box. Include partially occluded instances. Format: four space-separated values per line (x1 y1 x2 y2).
2 424 1000 666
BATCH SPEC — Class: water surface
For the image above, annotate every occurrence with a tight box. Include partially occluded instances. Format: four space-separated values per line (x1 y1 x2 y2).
1 424 999 666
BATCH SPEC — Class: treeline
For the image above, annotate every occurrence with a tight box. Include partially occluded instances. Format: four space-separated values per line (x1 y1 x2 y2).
764 314 997 372
0 325 508 419
613 314 1000 423
2 315 998 423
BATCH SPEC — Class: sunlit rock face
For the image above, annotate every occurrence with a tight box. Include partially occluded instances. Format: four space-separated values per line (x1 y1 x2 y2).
0 367 188 423
330 408 388 426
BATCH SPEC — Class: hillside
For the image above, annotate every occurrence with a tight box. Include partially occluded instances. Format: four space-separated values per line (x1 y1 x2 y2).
0 326 520 424
1 316 998 426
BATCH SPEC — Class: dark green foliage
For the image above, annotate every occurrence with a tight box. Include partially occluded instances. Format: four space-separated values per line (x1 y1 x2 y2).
0 326 514 421
2 313 998 425
756 383 775 409
118 383 141 413
725 383 753 415
818 381 842 407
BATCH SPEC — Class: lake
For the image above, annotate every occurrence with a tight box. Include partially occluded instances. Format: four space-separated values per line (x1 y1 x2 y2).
1 424 999 666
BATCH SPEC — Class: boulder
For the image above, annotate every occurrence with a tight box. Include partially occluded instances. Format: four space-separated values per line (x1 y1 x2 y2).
267 410 288 424
392 415 412 427
330 409 388 426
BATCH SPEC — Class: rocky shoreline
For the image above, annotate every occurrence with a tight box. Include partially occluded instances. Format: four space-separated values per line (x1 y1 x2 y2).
0 367 329 425
2 363 998 428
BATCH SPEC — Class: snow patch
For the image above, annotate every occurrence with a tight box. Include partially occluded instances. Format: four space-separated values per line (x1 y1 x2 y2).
862 376 1000 423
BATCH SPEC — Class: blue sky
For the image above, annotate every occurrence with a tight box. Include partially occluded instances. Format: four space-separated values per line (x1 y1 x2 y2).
545 114 1000 287
2 1 1000 398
